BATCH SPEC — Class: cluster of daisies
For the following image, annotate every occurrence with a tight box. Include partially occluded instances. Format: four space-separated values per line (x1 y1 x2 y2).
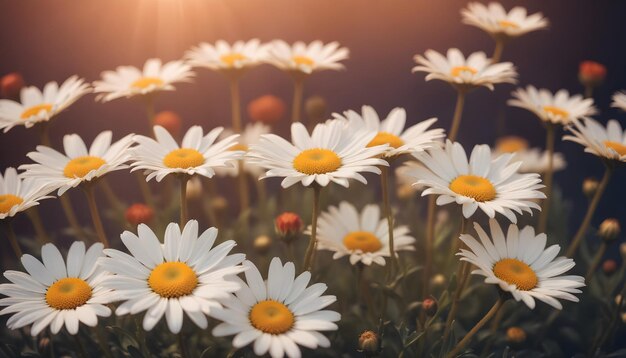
0 1 625 357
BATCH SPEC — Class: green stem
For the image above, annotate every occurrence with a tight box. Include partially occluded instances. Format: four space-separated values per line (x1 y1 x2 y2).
585 241 608 281
381 165 398 275
447 90 466 142
442 217 470 344
446 297 505 358
4 220 22 259
59 195 87 240
84 184 109 247
538 123 555 234
491 38 505 63
422 196 437 298
237 161 250 214
303 185 321 271
95 325 114 358
291 77 304 123
566 164 613 257
229 77 242 133
26 207 51 245
180 176 189 226
178 332 189 358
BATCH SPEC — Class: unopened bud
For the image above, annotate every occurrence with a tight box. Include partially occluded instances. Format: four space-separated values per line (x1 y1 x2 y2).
430 274 446 289
422 297 438 316
579 61 607 88
248 95 286 124
621 312 626 323
506 326 527 344
275 212 303 242
304 95 328 122
125 203 154 226
186 177 203 201
358 330 380 355
582 177 599 199
1 72 24 99
254 235 272 255
396 184 415 200
598 218 620 242
38 337 50 354
211 196 228 213
603 260 618 275
154 111 182 138
620 243 626 260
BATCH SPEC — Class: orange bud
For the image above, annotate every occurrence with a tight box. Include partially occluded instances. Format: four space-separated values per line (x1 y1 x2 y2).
603 259 618 275
275 212 303 240
579 61 606 87
125 203 154 226
247 95 286 124
154 111 182 137
1 72 24 99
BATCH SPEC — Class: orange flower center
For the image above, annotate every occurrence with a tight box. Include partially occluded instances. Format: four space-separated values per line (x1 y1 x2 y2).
46 278 92 310
542 106 569 118
449 175 497 202
229 143 249 152
450 66 478 77
63 156 106 179
343 231 382 253
21 103 52 120
604 141 626 156
148 262 198 298
292 56 314 67
131 77 164 89
220 53 247 66
249 300 294 334
493 258 538 291
367 132 404 149
163 148 205 169
293 148 341 175
498 20 519 29
0 194 23 214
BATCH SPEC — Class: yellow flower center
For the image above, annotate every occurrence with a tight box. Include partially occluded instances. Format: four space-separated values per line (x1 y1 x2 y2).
148 262 198 298
498 20 519 29
220 53 247 66
45 278 92 310
0 194 24 214
367 132 404 149
131 77 164 89
343 231 382 253
542 106 569 118
496 136 529 153
293 148 341 175
63 156 106 179
292 56 315 67
604 141 626 156
229 143 249 152
249 300 295 334
450 66 478 77
493 258 538 291
163 148 205 169
21 103 53 120
449 175 497 202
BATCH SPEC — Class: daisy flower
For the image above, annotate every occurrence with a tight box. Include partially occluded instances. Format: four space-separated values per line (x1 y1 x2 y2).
412 48 517 91
131 125 243 182
0 76 91 133
185 39 268 73
247 121 389 188
563 118 626 163
93 58 194 102
458 219 585 309
461 2 549 39
0 242 113 335
312 201 415 266
508 85 597 125
408 140 545 223
98 220 246 333
266 40 349 75
215 122 271 178
0 168 53 220
611 91 626 112
332 105 445 158
19 131 134 195
493 136 566 174
211 257 340 358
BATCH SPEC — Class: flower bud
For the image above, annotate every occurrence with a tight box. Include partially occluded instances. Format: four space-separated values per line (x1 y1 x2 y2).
396 184 415 200
598 218 620 242
275 212 303 241
185 177 203 201
125 203 154 226
154 111 182 138
211 196 228 213
247 95 286 124
422 297 438 316
603 259 618 275
506 326 527 344
582 177 599 198
304 95 328 121
620 243 626 260
495 136 529 153
358 330 380 355
579 61 606 87
254 235 272 255
430 274 446 289
38 337 50 354
1 72 24 99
